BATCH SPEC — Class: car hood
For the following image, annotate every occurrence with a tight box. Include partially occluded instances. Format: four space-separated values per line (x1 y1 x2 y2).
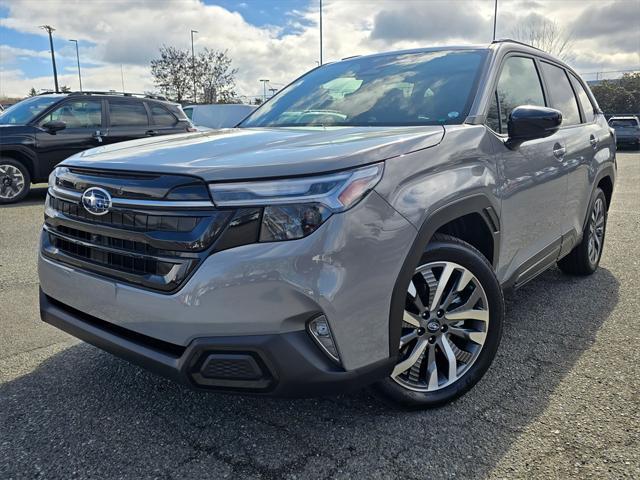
63 126 445 181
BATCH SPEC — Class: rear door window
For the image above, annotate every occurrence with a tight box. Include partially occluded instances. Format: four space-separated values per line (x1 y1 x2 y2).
540 62 581 126
109 101 149 127
487 56 546 134
569 74 595 123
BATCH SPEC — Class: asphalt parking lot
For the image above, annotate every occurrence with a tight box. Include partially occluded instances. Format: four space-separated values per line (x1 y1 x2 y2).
1 152 638 480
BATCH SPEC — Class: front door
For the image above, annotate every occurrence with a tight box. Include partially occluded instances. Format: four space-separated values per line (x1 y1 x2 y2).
34 99 104 170
487 55 567 284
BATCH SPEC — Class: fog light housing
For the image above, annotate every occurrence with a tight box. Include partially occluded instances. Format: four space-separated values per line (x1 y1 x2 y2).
307 315 340 364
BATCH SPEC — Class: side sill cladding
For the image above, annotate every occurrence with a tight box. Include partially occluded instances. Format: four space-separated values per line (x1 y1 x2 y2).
387 194 500 355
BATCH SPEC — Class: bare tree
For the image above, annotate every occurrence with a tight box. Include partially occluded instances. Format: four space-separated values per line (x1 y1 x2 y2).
511 16 574 62
195 49 238 104
151 46 192 102
28 87 38 97
151 46 238 104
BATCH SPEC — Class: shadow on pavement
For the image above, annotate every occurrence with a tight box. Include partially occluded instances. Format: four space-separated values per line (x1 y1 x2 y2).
0 267 619 479
1 185 47 208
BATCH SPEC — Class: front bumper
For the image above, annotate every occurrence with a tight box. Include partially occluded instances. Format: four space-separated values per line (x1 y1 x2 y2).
39 190 417 372
40 290 394 396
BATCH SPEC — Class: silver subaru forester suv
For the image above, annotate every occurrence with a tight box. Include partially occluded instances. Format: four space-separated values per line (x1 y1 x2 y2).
39 40 615 407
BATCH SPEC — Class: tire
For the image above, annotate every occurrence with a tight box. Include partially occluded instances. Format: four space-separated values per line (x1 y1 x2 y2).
373 234 504 409
557 188 607 276
0 158 31 204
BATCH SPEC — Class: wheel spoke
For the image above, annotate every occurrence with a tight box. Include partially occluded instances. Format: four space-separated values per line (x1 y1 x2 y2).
439 336 458 383
399 330 419 348
403 311 421 328
448 327 486 344
445 288 487 322
430 263 454 311
426 343 438 389
392 338 428 378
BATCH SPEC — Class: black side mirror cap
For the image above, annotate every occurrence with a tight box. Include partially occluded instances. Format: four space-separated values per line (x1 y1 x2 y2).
507 105 562 145
42 120 67 133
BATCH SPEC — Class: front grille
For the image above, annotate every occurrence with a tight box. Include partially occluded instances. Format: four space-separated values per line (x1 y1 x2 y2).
43 181 234 292
49 196 200 233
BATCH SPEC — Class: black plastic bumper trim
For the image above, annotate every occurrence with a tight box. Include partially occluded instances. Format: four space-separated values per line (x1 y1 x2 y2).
40 290 395 397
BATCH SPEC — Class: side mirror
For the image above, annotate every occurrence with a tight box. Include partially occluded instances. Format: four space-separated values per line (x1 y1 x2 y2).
42 120 67 134
507 105 562 144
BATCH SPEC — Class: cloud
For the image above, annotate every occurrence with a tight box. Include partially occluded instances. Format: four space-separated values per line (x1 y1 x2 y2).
370 1 491 43
0 0 638 98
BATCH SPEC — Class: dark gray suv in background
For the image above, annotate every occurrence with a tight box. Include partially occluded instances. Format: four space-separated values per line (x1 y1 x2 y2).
39 40 615 408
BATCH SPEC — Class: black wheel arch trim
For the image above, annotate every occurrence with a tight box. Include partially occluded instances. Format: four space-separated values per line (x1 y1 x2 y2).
388 194 499 355
0 146 38 180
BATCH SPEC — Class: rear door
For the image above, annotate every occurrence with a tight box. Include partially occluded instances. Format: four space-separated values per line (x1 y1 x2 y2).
104 99 152 145
487 55 568 284
540 65 601 254
34 98 104 170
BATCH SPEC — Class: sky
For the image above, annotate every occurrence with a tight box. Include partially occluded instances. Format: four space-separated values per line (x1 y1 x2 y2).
0 0 638 99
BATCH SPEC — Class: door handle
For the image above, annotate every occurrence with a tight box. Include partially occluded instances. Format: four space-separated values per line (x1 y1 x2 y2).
146 130 158 136
552 143 566 160
590 134 598 149
92 130 103 143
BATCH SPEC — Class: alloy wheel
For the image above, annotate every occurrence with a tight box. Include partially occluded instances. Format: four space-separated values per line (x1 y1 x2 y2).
0 164 26 200
588 197 605 265
391 261 490 392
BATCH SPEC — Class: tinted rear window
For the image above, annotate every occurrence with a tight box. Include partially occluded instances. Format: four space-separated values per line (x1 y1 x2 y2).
540 62 581 126
610 119 638 127
109 101 148 127
150 105 177 126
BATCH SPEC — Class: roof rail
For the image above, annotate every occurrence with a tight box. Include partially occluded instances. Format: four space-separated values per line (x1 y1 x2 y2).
491 38 545 53
66 91 169 101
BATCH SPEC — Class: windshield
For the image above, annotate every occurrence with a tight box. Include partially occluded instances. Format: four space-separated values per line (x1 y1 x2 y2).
240 50 487 128
0 96 60 125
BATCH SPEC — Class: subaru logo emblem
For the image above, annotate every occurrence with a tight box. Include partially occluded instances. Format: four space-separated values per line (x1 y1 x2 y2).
81 187 112 216
426 320 441 333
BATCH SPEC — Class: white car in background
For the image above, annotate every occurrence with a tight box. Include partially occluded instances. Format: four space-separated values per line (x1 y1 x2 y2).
183 104 256 129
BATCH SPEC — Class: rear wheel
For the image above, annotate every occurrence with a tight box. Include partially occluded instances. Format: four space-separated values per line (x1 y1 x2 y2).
558 188 607 276
374 234 504 408
0 158 31 204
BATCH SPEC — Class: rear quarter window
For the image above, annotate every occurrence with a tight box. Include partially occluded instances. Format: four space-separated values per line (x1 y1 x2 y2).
569 73 595 123
149 104 177 126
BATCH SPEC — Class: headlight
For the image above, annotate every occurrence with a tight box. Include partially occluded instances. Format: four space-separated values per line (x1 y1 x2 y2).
209 163 383 241
48 166 69 188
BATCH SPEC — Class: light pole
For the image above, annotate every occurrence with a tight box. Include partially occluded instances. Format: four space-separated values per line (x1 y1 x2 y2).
191 29 198 103
268 87 278 98
259 79 269 103
40 25 59 93
69 39 82 92
493 0 498 41
319 0 323 65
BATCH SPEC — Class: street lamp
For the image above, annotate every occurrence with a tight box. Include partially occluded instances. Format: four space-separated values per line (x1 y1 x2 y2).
319 0 323 66
259 79 269 103
40 25 59 93
191 29 198 103
69 39 82 92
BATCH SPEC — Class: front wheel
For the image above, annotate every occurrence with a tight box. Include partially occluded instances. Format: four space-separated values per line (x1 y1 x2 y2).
0 158 31 204
374 234 504 408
